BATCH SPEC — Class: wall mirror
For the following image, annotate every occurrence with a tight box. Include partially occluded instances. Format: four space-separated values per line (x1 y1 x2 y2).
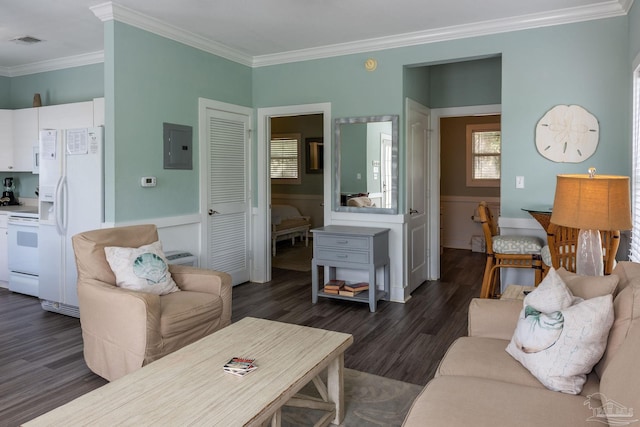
334 115 399 214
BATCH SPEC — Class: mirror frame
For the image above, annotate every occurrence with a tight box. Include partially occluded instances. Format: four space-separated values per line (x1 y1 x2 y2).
333 114 399 214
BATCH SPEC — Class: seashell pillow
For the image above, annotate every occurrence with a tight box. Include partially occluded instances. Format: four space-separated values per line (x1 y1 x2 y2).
506 268 614 394
104 240 180 295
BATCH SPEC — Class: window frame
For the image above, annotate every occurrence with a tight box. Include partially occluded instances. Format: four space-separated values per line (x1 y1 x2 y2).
270 133 302 185
630 63 640 262
466 122 501 188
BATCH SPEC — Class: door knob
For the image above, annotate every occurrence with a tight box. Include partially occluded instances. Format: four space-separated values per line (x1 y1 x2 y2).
410 208 419 214
208 209 220 216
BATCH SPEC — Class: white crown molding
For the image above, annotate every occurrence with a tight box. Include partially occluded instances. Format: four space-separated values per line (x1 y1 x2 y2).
2 0 631 76
0 51 104 77
252 1 629 67
90 1 253 67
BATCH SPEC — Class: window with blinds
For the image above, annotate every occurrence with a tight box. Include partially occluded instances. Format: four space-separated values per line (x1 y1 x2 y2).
630 66 640 262
270 133 301 184
466 123 501 187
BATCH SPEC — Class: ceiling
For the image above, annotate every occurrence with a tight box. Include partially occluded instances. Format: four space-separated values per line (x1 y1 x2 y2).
0 0 633 76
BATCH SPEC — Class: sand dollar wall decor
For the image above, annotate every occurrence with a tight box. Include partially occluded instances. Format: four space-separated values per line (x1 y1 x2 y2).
535 105 599 163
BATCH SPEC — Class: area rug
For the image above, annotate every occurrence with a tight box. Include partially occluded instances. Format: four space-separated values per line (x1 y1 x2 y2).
280 369 422 426
272 242 313 272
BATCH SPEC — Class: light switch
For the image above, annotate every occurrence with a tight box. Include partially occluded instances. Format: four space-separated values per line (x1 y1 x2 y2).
516 176 525 189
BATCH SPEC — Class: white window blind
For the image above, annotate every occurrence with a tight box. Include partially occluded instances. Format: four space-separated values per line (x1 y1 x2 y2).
630 66 640 262
466 123 501 187
270 133 301 184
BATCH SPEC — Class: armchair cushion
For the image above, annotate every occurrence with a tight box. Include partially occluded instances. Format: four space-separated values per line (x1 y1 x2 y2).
160 291 223 339
105 240 180 296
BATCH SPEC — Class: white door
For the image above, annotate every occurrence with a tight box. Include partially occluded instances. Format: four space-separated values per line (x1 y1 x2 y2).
406 98 431 291
201 101 251 286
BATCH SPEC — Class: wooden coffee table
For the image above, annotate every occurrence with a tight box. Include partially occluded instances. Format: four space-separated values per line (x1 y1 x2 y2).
23 317 354 427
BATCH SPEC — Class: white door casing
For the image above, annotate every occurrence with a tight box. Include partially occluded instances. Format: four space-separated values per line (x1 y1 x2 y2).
199 99 252 286
406 98 430 291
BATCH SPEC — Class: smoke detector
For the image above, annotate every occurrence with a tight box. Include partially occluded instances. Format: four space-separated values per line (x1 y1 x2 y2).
10 36 43 45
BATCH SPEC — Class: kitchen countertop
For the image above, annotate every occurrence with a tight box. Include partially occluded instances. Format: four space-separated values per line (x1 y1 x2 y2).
0 205 39 215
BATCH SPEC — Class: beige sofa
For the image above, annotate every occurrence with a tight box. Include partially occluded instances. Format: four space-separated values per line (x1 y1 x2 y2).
72 224 232 382
403 262 640 427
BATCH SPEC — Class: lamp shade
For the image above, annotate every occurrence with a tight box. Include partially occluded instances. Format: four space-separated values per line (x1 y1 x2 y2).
551 174 632 231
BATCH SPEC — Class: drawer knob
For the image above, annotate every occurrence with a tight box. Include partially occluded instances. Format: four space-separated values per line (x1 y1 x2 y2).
336 254 348 259
337 240 349 244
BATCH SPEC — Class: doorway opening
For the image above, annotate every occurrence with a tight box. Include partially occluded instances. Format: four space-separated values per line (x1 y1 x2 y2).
269 114 324 274
254 103 331 283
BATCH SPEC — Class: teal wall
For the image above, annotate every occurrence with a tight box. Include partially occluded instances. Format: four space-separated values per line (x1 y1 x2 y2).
429 56 502 108
8 64 104 109
254 17 630 219
0 76 10 108
106 21 252 222
3 13 633 224
630 1 640 63
403 65 430 107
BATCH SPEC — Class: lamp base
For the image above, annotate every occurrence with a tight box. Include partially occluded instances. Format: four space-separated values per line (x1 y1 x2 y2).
576 229 604 276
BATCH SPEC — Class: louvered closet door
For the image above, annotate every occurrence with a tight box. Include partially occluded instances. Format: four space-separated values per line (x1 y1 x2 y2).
207 109 250 285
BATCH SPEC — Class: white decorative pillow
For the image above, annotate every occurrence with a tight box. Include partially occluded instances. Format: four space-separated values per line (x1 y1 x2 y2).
506 268 614 394
104 241 180 295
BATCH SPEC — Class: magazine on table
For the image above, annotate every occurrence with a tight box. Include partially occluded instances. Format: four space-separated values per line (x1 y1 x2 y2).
223 357 258 376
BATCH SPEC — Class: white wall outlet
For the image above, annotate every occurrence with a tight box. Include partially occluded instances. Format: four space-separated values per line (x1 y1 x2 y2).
141 176 157 187
516 176 525 189
356 173 362 180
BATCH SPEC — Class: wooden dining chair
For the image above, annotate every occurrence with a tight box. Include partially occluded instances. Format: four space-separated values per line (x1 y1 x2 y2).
542 223 620 276
478 201 544 298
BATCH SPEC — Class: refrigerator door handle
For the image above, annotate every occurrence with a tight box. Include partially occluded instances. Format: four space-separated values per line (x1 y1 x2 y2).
55 176 66 235
61 176 69 234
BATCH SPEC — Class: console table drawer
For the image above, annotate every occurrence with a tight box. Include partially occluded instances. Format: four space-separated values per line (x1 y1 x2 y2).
316 235 369 250
316 249 369 264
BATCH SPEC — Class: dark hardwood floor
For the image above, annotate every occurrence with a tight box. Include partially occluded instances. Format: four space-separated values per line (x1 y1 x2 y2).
0 248 484 426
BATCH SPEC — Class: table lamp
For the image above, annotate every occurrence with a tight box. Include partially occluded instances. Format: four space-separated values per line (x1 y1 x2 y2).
550 169 631 276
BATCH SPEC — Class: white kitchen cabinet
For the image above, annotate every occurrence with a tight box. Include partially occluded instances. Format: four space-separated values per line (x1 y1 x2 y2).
0 213 8 284
0 110 15 171
12 108 39 172
39 101 94 130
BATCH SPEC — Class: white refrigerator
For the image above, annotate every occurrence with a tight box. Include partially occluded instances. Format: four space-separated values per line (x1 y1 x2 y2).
39 127 104 317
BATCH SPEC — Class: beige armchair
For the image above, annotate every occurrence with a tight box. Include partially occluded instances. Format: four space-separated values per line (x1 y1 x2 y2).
71 224 232 382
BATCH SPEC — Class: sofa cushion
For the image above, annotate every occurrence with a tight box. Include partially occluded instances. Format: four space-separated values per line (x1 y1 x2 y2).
556 267 619 300
506 273 614 394
160 291 223 339
611 261 640 294
437 336 600 396
105 241 180 296
402 376 594 427
595 278 640 377
438 337 546 388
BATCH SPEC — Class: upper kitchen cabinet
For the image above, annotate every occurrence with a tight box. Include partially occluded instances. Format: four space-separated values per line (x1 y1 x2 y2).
38 100 94 129
0 110 14 171
12 108 39 172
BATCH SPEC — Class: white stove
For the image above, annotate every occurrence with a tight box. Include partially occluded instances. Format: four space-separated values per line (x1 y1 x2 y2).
8 208 39 296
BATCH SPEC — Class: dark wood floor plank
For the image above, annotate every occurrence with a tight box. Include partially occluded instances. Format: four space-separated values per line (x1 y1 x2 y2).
0 248 484 426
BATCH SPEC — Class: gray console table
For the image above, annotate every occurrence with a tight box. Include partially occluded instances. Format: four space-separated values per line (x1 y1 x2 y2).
311 225 390 312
